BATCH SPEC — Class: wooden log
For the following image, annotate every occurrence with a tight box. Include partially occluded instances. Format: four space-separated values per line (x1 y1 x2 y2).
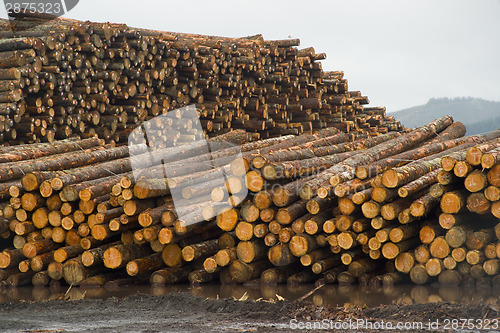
229 259 271 283
103 243 152 269
126 253 164 276
466 193 491 214
440 190 468 214
150 266 192 285
410 264 429 285
268 244 295 266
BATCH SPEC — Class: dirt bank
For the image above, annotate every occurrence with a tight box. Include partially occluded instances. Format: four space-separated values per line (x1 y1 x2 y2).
0 292 498 332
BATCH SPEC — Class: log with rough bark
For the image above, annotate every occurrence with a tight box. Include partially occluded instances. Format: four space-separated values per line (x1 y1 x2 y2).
300 116 454 200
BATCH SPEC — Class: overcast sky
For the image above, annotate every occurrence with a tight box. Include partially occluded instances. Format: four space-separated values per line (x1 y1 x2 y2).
2 0 499 112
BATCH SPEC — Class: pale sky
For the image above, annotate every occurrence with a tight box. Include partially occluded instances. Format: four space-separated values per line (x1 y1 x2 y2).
2 0 499 112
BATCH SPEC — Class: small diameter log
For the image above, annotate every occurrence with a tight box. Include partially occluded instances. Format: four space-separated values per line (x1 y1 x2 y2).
389 224 419 243
276 200 308 225
289 234 318 257
429 236 450 259
253 190 273 209
54 244 84 263
103 243 152 269
22 239 58 258
0 248 24 268
63 258 105 286
487 165 500 187
216 208 238 231
47 262 63 280
300 247 332 266
352 188 373 205
445 226 471 249
466 250 485 265
268 244 295 266
182 239 218 262
464 170 488 193
348 258 381 278
337 197 359 216
215 247 238 267
481 148 500 169
150 266 192 285
189 269 219 284
361 200 381 219
261 265 297 284
398 169 440 198
288 270 317 285
229 259 271 283
410 264 429 285
409 193 440 218
311 256 342 275
162 244 182 267
466 193 491 215
493 201 500 219
381 238 419 260
440 190 467 214
30 251 55 272
203 256 218 273
395 252 415 274
236 240 267 263
337 231 358 250
240 202 260 223
414 245 430 264
32 271 50 287
419 224 444 244
126 253 164 276
425 258 444 277
483 259 500 276
484 186 500 202
465 229 495 250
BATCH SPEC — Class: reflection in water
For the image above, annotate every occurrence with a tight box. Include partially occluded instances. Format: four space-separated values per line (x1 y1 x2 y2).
1 283 499 308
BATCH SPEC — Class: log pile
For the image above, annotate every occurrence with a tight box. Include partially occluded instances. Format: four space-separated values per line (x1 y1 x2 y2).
0 11 402 145
0 115 498 288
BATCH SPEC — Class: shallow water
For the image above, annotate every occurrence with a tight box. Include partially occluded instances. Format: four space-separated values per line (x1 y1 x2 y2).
1 283 498 308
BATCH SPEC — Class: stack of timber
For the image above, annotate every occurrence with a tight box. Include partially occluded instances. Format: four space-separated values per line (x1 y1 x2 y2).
1 115 499 288
0 127 358 287
0 11 402 144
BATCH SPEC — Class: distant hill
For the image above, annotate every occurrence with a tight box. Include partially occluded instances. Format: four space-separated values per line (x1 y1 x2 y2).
389 97 500 135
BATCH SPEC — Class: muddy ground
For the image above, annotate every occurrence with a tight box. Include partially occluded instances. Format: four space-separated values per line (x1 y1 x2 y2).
0 291 498 332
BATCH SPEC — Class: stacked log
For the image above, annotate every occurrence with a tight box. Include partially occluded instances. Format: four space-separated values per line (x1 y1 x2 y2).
0 11 402 145
0 115 498 288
